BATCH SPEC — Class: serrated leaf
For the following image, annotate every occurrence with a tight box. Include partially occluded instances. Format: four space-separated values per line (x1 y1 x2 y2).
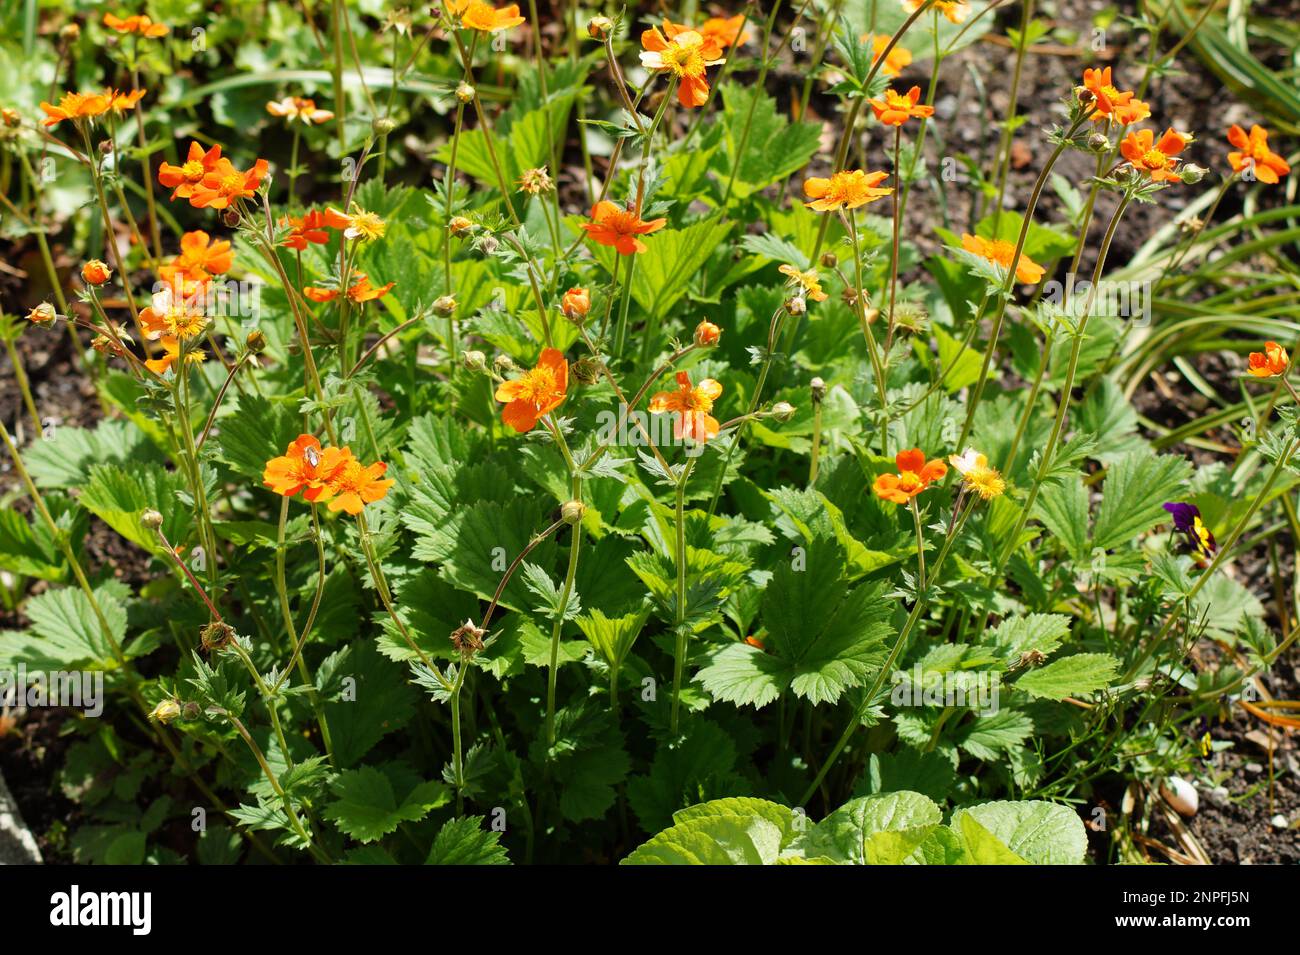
1014 653 1119 700
324 766 449 843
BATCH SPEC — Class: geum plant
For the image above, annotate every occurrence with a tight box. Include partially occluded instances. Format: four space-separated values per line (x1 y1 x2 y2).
1 0 1296 865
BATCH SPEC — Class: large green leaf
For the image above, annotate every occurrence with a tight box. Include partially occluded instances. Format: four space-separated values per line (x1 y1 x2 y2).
1092 450 1192 551
697 537 893 707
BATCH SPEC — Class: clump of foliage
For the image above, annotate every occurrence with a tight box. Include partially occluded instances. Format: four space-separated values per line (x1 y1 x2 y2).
1 0 1297 865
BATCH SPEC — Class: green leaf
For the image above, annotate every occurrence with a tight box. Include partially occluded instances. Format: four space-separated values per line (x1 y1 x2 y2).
716 86 822 200
0 506 66 580
323 641 418 768
574 606 649 669
588 216 734 319
951 800 1087 864
1033 474 1091 563
789 792 943 865
956 813 1029 864
426 816 510 865
698 537 893 707
78 463 190 553
213 393 305 482
23 419 160 489
987 613 1071 666
623 808 789 865
1014 653 1119 700
1092 450 1192 551
324 766 449 843
0 582 126 670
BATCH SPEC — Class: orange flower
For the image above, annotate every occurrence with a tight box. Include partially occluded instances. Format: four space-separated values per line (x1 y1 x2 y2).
447 0 525 32
960 234 1046 284
82 260 112 286
1247 341 1289 378
1081 67 1150 126
640 24 724 108
319 448 396 514
903 0 969 23
802 169 892 212
561 287 590 321
862 33 912 78
39 91 111 127
1120 127 1192 183
494 347 569 433
144 337 205 376
262 435 342 501
281 207 351 250
158 230 234 287
158 141 224 201
345 274 395 302
778 264 829 301
188 157 271 209
580 200 667 255
698 14 750 49
868 86 933 126
103 12 169 37
266 96 335 125
140 287 208 344
105 89 147 115
873 448 948 504
1227 125 1290 185
649 371 723 444
303 272 394 304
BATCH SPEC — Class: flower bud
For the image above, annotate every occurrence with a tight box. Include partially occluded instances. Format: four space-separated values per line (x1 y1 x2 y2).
455 83 475 104
60 22 80 41
784 296 806 316
245 329 266 354
1180 163 1208 184
477 234 499 255
693 320 721 347
27 302 58 328
149 699 181 724
99 138 114 155
449 215 474 236
0 108 20 128
223 209 240 228
819 252 838 269
810 376 826 402
561 287 591 323
372 116 398 136
770 401 796 423
561 500 586 525
587 16 613 40
141 508 164 530
1087 132 1110 152
200 620 235 652
493 354 517 376
450 619 487 656
81 260 111 286
463 349 487 371
571 357 601 384
433 295 457 317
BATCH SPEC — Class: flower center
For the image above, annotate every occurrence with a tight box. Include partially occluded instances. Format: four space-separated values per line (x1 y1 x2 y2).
182 160 205 179
516 367 558 407
1141 148 1169 169
660 39 705 77
220 171 245 193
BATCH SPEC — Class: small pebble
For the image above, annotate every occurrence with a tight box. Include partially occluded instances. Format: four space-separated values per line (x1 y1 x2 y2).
1161 776 1199 817
1244 761 1264 775
1205 786 1230 809
1271 814 1289 829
